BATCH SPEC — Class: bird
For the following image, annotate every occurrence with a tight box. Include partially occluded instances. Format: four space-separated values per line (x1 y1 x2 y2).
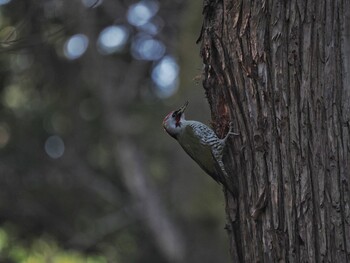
162 101 236 193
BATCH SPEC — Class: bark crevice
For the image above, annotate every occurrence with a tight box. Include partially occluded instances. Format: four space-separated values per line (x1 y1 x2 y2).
199 0 350 261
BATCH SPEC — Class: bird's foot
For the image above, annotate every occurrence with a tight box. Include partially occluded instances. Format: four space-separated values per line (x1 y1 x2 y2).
223 122 240 142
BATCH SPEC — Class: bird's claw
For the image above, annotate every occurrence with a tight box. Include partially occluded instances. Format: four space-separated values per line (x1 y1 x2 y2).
223 122 240 142
228 122 240 136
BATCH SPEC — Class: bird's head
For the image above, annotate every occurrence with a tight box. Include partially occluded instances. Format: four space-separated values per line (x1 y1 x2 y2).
163 101 188 138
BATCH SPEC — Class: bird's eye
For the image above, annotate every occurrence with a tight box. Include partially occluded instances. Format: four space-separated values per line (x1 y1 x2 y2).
172 113 176 118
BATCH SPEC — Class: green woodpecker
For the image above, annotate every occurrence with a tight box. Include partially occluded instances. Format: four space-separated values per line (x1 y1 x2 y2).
163 101 235 193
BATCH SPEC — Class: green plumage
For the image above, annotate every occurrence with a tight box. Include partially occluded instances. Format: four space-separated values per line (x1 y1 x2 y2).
177 125 221 183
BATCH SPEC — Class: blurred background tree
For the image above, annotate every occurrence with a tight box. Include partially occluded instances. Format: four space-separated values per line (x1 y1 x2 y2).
0 0 230 262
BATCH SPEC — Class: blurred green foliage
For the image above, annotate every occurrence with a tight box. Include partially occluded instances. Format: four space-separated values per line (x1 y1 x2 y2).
0 226 106 263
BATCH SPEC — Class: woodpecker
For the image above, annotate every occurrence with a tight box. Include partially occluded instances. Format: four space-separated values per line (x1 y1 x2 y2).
163 101 236 193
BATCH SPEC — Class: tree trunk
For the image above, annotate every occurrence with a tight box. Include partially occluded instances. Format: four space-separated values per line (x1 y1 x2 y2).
198 0 350 262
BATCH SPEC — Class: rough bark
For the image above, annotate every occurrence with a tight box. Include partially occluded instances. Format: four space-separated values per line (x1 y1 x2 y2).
198 0 350 262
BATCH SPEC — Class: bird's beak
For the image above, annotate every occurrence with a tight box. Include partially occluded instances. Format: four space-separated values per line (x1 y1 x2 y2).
177 101 189 114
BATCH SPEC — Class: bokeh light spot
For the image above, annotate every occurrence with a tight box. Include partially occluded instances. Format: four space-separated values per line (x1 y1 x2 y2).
139 21 161 35
2 84 41 113
12 53 34 71
64 34 89 60
3 85 28 110
131 34 165 61
127 0 159 27
152 56 179 98
51 114 72 134
0 0 11 6
97 25 129 54
45 136 65 159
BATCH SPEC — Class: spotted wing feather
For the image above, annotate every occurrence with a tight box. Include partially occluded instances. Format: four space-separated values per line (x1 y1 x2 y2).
177 122 222 183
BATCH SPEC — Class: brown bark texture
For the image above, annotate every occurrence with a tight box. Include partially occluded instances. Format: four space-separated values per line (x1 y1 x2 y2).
198 0 350 262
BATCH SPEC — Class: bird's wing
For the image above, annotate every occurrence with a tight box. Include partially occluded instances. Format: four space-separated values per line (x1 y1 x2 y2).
178 125 220 182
